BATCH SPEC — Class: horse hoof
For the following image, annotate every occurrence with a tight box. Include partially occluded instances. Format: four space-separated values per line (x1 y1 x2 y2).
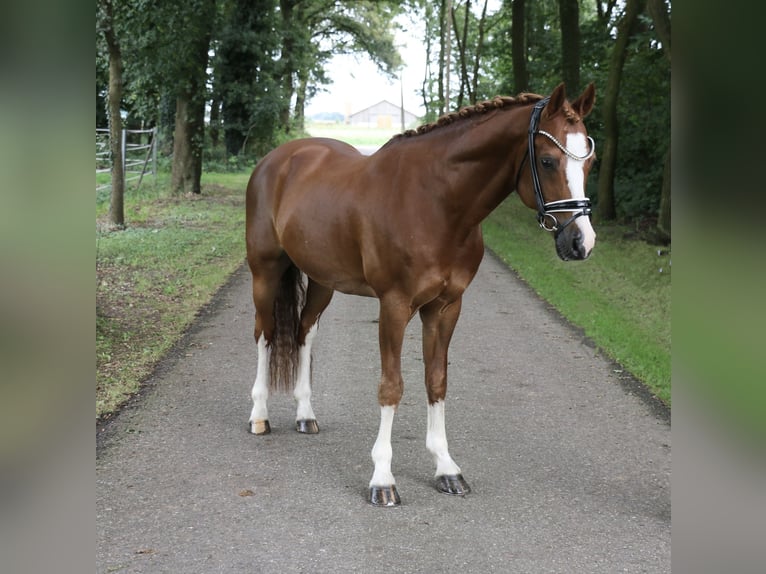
436 474 471 496
296 419 319 434
249 419 271 435
369 485 401 507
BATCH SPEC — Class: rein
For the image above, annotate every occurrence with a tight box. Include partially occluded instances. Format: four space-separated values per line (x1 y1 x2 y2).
520 97 595 236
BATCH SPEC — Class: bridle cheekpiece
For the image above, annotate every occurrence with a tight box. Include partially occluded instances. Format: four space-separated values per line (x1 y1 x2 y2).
525 97 595 235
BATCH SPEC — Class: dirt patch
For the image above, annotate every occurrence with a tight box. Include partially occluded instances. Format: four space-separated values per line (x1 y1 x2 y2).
96 261 185 420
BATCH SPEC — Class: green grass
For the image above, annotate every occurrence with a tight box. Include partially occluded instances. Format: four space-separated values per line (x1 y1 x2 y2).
673 215 765 443
483 196 671 405
96 172 250 418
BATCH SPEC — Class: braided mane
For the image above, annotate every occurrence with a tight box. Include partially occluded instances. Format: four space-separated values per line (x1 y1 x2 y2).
385 93 544 147
383 91 583 148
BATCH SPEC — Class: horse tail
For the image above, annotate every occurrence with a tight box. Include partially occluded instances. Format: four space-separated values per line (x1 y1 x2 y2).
268 262 305 393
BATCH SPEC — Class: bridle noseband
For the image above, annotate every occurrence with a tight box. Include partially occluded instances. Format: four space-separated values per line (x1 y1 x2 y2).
520 96 596 236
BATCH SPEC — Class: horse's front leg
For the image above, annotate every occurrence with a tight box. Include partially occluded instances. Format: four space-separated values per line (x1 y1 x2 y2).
420 297 471 496
368 296 410 507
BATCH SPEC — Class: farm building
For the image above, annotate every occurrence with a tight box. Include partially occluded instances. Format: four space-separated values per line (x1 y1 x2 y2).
347 100 419 130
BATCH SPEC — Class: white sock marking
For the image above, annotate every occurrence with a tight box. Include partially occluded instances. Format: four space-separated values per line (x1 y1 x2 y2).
369 405 396 487
565 132 597 256
294 324 317 421
426 401 462 477
249 335 270 425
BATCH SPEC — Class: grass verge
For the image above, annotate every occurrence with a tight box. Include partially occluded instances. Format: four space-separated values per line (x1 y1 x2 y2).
483 196 671 405
96 172 250 419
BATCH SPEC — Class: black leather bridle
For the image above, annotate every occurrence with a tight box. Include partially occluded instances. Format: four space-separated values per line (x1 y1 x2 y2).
518 96 596 236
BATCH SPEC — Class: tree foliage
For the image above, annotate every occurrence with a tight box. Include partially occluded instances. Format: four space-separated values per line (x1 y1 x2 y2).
215 0 282 157
96 0 671 235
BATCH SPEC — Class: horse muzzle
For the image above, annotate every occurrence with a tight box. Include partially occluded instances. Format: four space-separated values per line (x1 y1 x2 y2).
555 219 594 261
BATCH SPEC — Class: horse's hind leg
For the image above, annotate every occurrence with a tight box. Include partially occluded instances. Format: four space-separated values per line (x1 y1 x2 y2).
250 331 271 434
293 279 334 433
248 258 287 435
419 297 471 496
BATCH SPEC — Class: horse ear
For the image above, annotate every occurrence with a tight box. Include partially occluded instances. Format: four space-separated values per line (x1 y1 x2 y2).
571 83 596 119
545 83 567 119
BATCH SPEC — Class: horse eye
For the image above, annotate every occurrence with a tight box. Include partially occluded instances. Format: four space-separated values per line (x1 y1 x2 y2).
541 157 555 169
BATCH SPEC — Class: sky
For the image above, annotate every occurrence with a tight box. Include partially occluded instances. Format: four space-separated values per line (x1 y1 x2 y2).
305 2 505 119
305 1 504 119
304 14 428 118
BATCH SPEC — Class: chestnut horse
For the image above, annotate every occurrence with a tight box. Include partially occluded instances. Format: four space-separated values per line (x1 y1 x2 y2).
245 83 596 506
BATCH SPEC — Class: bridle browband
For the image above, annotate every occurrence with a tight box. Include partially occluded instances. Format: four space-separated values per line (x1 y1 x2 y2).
518 96 595 236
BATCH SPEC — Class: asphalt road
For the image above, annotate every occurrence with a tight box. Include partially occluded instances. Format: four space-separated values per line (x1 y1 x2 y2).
97 251 671 573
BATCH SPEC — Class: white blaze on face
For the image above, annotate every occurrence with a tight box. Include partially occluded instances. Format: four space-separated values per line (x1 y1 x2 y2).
565 132 597 256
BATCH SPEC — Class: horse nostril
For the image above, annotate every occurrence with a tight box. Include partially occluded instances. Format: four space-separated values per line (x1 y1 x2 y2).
572 229 585 259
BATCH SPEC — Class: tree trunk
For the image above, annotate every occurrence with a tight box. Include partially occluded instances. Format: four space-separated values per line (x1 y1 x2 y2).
422 2 434 117
171 82 207 195
100 0 125 227
158 92 175 156
648 0 671 239
437 0 445 115
278 0 296 132
511 0 529 93
444 0 453 110
647 0 671 63
558 0 580 95
209 97 220 149
471 0 490 104
171 95 197 195
294 68 308 133
209 69 221 149
596 0 646 220
170 0 213 195
451 0 471 108
171 90 206 195
657 147 671 239
437 0 449 115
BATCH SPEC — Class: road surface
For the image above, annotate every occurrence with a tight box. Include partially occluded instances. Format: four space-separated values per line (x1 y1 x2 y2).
97 251 670 573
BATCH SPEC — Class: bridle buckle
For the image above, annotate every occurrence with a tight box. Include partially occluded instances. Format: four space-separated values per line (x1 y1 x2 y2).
538 212 559 232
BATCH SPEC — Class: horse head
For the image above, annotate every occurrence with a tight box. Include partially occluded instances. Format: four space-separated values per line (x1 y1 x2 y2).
518 83 597 261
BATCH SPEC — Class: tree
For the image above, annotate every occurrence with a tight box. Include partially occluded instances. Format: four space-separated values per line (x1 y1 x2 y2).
217 0 281 156
170 0 217 195
648 0 671 239
274 0 403 133
470 0 492 102
421 0 498 116
451 0 493 107
276 0 303 133
110 0 217 195
97 0 125 227
452 0 471 106
596 0 646 221
437 0 452 114
94 0 670 230
511 0 529 92
213 0 404 156
558 0 580 95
